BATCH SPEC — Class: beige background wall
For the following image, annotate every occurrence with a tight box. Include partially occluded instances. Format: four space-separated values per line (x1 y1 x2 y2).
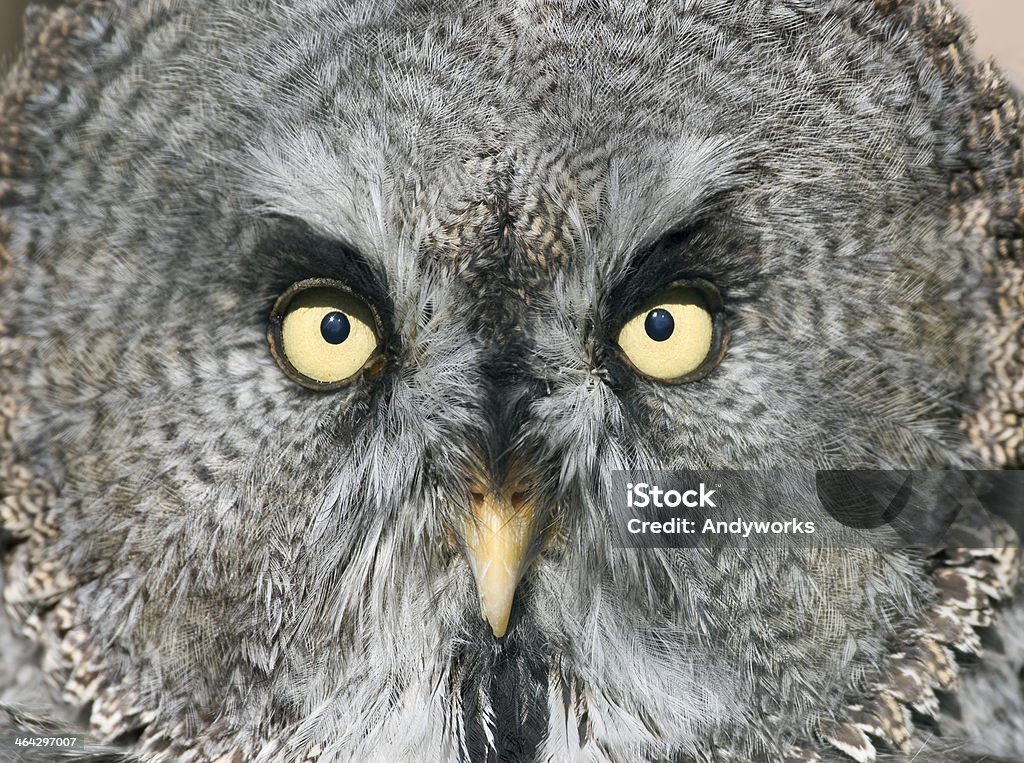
2 0 60 72
2 1 1023 84
958 0 1024 87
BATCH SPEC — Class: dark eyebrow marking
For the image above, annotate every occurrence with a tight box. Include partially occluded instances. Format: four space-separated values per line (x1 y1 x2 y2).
249 215 394 324
602 202 761 325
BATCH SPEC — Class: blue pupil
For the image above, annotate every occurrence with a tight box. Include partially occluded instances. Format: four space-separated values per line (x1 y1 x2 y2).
644 309 674 342
320 311 351 345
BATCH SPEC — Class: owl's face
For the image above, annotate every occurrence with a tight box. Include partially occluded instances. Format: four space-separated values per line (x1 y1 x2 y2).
7 0 991 759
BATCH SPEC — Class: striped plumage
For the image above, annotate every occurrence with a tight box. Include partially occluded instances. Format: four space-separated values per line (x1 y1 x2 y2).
1 1 1022 761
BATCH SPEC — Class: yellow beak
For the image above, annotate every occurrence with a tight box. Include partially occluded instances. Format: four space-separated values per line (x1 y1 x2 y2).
461 489 537 638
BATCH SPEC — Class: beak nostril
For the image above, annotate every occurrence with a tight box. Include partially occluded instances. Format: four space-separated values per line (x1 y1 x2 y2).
470 491 486 508
510 491 528 510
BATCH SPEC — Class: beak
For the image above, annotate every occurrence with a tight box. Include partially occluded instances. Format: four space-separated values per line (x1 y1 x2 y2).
461 487 538 638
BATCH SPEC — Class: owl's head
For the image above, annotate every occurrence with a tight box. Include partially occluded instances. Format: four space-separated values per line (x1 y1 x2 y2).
1 1 1020 761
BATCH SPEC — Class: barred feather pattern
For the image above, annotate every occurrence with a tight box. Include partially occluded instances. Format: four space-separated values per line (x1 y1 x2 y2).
1 1 1023 762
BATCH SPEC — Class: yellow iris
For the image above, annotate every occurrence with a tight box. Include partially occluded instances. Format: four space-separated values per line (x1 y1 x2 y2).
278 287 379 384
617 286 714 381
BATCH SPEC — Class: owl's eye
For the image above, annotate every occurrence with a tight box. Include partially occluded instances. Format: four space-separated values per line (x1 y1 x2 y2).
268 280 382 389
615 283 727 383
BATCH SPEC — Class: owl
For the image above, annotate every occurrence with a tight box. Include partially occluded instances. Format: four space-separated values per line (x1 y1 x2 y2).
1 0 1023 762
